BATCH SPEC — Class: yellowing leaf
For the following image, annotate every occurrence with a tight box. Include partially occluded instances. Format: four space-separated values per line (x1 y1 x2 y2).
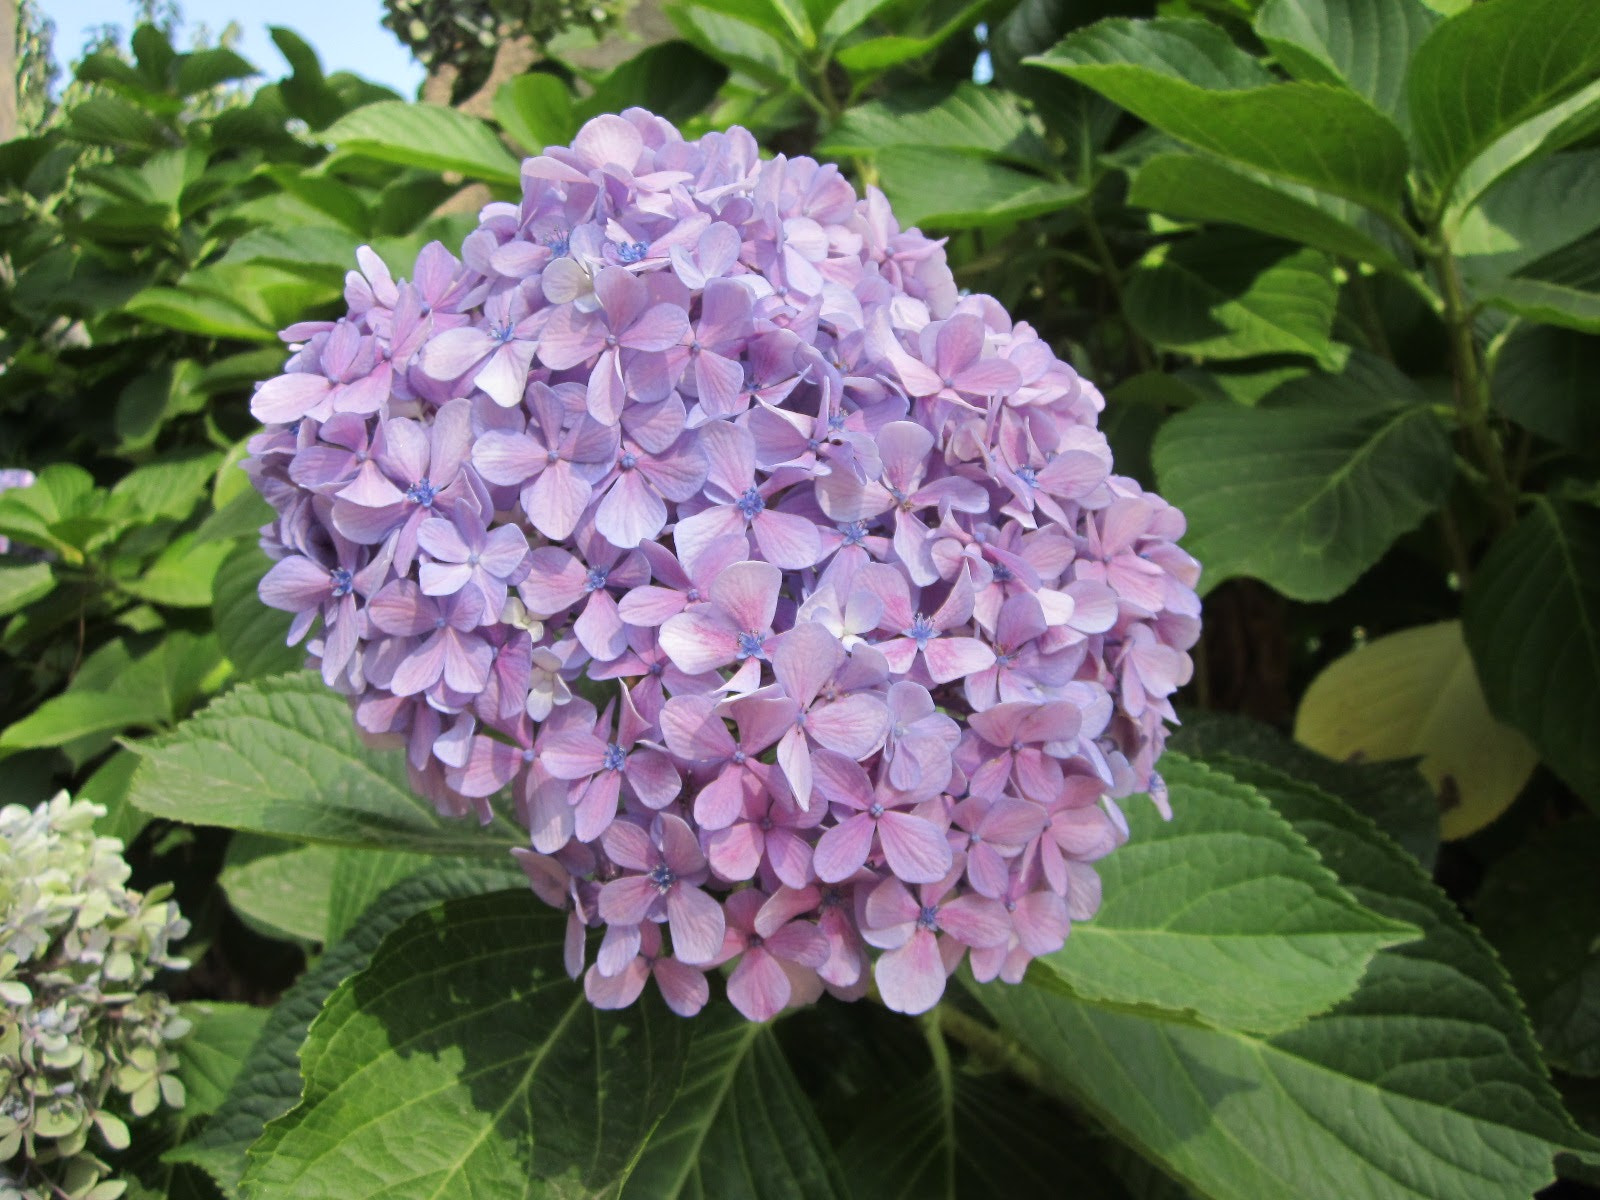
1295 620 1537 839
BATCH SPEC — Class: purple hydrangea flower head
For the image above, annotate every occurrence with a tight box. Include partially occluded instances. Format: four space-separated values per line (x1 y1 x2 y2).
245 108 1201 1024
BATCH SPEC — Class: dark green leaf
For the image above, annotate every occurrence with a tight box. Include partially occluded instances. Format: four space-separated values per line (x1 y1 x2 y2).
1152 354 1454 600
320 101 522 187
210 542 302 681
577 42 728 127
123 286 280 342
876 147 1084 230
218 835 340 943
1254 0 1439 123
1477 819 1600 1076
1455 147 1600 283
1030 18 1410 212
1124 231 1347 368
820 83 1050 166
125 534 233 608
126 673 523 854
1481 231 1600 333
177 1003 272 1119
176 48 258 97
1464 498 1600 804
1492 324 1600 451
1 691 164 753
0 562 54 618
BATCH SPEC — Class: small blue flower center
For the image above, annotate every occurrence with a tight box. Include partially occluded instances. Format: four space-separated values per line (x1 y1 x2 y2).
330 568 354 597
916 905 941 931
735 486 766 519
406 478 438 506
827 413 847 431
992 563 1013 582
491 320 516 345
649 863 677 893
867 802 885 820
839 520 869 547
905 613 936 648
617 240 649 264
544 230 570 256
602 743 626 771
619 452 638 470
585 566 609 592
736 631 764 659
1016 465 1039 488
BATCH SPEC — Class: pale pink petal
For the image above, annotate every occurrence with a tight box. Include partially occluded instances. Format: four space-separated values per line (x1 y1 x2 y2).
877 811 953 884
937 895 1012 948
598 875 660 926
707 821 764 882
727 949 790 1022
419 326 495 381
595 470 667 549
585 960 648 1010
807 695 889 759
659 610 740 674
252 373 332 423
753 509 823 569
651 958 709 1016
601 819 656 871
875 929 947 1014
922 637 996 684
666 885 725 965
811 812 875 883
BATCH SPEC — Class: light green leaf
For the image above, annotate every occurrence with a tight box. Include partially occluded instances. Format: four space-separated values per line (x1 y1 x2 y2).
1129 153 1406 270
1036 754 1416 1034
176 1002 271 1120
1029 18 1409 212
1491 325 1600 451
210 542 301 681
1254 0 1439 123
671 6 798 89
241 891 696 1200
112 451 223 524
820 83 1050 166
1455 147 1600 283
1296 620 1537 839
833 1 986 74
79 749 150 846
1152 354 1454 600
1124 231 1348 368
320 100 521 186
323 847 440 942
1169 710 1440 870
0 562 54 618
1464 498 1600 805
219 836 340 943
1 692 165 753
168 865 522 1197
123 284 280 343
127 673 523 854
1406 0 1600 208
875 146 1085 230
974 756 1595 1200
492 74 575 154
1481 231 1600 333
221 226 361 285
1477 819 1600 1077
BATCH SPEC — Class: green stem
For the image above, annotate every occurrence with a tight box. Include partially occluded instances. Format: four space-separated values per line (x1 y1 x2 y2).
934 1004 1052 1097
1435 248 1515 531
1081 200 1154 374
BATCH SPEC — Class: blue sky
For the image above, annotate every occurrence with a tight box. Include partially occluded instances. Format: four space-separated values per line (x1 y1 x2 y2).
40 0 427 96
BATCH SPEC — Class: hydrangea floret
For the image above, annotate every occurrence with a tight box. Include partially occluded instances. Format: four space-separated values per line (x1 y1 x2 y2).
246 110 1201 1021
1 794 190 1200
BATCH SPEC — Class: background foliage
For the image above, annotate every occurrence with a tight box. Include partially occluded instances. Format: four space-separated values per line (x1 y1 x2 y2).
2 0 1598 1196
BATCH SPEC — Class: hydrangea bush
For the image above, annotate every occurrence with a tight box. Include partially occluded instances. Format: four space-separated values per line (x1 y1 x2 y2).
247 110 1200 1021
1 794 190 1200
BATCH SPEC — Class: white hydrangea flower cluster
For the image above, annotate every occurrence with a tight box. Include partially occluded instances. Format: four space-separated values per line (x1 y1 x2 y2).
1 794 190 1200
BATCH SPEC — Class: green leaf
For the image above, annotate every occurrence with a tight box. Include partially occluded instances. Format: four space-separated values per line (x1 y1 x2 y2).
875 146 1085 230
0 562 54 618
220 226 360 285
833 0 985 74
1035 754 1416 1034
167 865 521 1197
177 1003 272 1120
112 451 224 524
323 847 440 942
116 361 209 454
1152 354 1454 600
79 749 151 846
1491 325 1600 452
1029 18 1409 212
1406 0 1600 211
123 285 280 342
219 835 340 943
576 42 728 128
1123 231 1348 368
1463 498 1600 805
670 6 799 89
1295 620 1537 839
1254 0 1439 123
175 47 258 97
1129 154 1406 270
1169 710 1440 870
1 691 164 753
67 94 170 149
1454 148 1600 282
820 83 1050 166
210 542 302 682
126 533 233 608
973 756 1595 1200
320 101 521 187
1480 231 1600 333
1477 819 1600 1077
241 891 696 1200
492 74 575 154
126 673 523 854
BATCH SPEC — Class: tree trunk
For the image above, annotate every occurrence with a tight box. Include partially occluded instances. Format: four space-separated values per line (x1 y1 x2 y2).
1 0 19 143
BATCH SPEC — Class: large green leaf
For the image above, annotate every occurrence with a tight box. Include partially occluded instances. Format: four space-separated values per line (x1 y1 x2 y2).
1254 0 1439 123
1152 354 1454 600
1491 324 1600 452
1455 148 1600 283
819 83 1050 166
492 74 576 155
1030 18 1409 212
0 562 55 618
219 835 341 943
1295 620 1537 840
1463 498 1600 805
169 866 519 1197
1168 711 1440 870
1480 231 1600 334
974 756 1595 1200
320 101 521 187
240 891 697 1200
1406 0 1600 211
126 673 523 854
123 285 280 342
1477 819 1600 1077
874 146 1085 230
1123 231 1347 368
1035 754 1415 1034
1129 154 1405 270
177 1002 272 1119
